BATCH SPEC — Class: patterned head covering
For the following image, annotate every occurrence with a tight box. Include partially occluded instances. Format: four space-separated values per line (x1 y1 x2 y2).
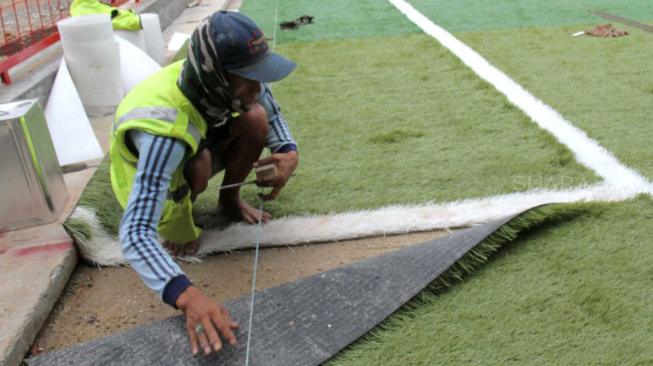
177 16 244 128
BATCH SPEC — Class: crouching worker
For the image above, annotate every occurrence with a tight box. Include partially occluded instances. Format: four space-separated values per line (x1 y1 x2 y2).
70 0 142 30
109 11 299 356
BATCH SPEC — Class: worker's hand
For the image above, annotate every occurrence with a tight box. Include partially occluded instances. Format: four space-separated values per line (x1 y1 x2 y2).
254 151 298 201
176 286 239 356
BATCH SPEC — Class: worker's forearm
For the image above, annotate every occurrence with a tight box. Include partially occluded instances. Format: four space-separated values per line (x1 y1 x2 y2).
119 131 191 307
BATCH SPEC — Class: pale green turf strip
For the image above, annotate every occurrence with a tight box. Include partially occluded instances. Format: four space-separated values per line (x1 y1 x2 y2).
239 0 420 43
455 25 653 181
327 196 653 365
408 0 653 32
196 33 598 221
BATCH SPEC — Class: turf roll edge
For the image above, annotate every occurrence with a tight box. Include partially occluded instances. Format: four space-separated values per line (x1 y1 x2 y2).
32 204 589 365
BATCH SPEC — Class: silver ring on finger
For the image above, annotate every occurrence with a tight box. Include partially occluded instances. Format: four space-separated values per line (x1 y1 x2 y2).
195 324 205 334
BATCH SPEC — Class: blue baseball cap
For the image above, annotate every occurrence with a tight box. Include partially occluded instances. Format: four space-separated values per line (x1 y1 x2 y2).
211 11 296 83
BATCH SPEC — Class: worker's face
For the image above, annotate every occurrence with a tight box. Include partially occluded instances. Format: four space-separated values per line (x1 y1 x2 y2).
226 73 261 111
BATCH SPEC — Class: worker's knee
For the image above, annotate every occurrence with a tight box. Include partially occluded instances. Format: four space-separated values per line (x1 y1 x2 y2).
233 103 268 145
184 148 211 195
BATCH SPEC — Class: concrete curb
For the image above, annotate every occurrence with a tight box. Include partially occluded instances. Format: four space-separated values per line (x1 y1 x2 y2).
0 226 77 366
0 2 234 365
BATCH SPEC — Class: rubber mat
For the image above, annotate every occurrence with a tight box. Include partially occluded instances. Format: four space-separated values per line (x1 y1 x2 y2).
27 212 526 366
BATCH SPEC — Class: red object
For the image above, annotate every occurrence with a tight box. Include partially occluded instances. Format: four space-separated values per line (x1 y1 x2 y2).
0 0 140 85
13 240 72 256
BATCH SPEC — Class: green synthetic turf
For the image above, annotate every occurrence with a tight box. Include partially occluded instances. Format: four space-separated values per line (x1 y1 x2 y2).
73 32 599 237
408 0 653 32
456 25 653 180
75 157 121 236
197 33 598 220
327 195 653 365
241 0 653 38
239 0 420 43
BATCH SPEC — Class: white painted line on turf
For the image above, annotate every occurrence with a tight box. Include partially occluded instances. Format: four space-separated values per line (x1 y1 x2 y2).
72 182 638 265
387 0 651 192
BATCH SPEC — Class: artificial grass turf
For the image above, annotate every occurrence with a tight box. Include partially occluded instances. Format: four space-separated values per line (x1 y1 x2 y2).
408 0 653 32
455 24 653 181
72 32 600 237
205 33 599 218
327 195 653 365
239 0 420 43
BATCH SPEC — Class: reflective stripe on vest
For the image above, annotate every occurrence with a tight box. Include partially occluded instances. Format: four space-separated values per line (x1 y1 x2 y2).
116 107 178 128
115 107 202 146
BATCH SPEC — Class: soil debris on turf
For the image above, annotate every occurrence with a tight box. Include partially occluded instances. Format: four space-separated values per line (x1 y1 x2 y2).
280 15 314 30
586 23 629 37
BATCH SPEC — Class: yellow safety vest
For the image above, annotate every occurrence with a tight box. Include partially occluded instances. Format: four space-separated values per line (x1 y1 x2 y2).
110 60 207 243
70 0 142 30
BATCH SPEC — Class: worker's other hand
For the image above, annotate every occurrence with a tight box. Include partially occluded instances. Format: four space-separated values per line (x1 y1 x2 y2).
253 151 298 201
176 286 239 356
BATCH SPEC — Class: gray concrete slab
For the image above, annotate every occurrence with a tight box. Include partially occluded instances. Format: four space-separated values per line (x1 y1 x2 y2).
0 225 76 366
0 43 61 106
0 1 233 365
162 0 230 62
0 165 103 366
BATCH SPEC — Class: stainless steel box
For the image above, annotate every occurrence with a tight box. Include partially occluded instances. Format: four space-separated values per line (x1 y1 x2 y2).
0 99 68 231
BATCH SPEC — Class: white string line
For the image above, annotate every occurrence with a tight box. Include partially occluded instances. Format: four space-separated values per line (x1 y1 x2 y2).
244 196 265 366
245 1 281 364
271 0 280 51
387 0 651 192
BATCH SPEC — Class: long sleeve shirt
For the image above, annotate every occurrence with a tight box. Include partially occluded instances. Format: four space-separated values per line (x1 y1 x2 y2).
119 86 296 307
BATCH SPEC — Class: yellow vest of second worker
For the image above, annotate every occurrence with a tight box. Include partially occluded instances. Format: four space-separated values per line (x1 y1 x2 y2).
70 0 142 30
110 60 207 243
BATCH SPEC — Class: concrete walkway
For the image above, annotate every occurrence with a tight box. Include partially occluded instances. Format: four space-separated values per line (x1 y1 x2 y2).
0 165 98 366
0 1 231 365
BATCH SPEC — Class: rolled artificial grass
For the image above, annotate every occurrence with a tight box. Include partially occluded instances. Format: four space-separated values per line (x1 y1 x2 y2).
73 156 122 237
408 0 653 32
457 24 653 180
63 217 92 242
327 195 653 365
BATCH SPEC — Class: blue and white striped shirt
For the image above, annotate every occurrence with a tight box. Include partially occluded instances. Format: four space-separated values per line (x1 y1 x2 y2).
259 83 297 153
119 89 297 307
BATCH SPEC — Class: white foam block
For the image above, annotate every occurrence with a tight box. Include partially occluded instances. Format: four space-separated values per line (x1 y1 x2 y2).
57 14 113 46
116 36 161 94
44 60 104 166
141 13 166 65
167 31 191 52
114 29 147 51
64 39 123 117
58 15 123 117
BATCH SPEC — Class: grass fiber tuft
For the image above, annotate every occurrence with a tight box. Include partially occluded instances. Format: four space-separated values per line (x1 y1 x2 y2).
327 196 653 365
63 218 93 242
